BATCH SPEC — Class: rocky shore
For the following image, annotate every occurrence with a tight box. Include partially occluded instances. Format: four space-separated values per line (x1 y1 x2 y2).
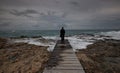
0 38 50 73
76 39 120 73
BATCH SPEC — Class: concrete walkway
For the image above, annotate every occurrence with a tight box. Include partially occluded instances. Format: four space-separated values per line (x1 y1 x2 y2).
43 40 85 73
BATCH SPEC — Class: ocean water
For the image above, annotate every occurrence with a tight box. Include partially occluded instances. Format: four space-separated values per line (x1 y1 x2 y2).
0 29 119 37
4 29 120 51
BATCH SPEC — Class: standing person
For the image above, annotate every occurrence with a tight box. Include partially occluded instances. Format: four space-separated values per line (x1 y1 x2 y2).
60 27 65 42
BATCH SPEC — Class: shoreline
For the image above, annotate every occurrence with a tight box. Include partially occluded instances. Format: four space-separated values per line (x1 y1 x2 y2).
0 33 120 73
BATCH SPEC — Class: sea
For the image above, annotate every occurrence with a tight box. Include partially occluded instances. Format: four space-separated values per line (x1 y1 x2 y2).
1 29 120 51
0 29 120 38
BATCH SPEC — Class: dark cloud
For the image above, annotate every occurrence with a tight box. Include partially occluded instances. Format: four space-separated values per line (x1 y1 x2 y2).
0 0 120 30
9 9 39 17
70 1 79 6
0 22 11 27
88 13 120 29
68 0 120 13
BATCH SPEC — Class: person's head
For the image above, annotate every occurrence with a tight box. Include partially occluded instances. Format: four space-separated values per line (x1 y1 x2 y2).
62 27 64 29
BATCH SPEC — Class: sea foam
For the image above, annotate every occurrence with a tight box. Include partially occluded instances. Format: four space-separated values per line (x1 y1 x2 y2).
100 31 120 40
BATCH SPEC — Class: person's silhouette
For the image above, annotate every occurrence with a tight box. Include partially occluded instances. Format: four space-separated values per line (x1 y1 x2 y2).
60 27 65 42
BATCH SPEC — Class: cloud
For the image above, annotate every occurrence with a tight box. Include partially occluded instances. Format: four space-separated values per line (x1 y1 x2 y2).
0 0 120 30
57 24 67 28
0 22 11 27
70 1 79 6
9 9 39 17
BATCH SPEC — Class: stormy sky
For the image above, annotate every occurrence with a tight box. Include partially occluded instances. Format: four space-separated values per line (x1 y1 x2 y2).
0 0 120 30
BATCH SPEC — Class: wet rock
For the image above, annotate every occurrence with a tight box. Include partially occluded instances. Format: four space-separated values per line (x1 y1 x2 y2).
77 39 120 73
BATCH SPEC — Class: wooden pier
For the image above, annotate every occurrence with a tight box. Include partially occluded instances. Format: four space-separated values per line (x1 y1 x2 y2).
43 40 85 73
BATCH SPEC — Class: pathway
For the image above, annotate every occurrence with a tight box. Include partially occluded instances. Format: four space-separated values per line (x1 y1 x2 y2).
43 40 85 73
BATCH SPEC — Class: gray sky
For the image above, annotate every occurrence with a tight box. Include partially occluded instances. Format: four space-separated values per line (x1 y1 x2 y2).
0 0 120 30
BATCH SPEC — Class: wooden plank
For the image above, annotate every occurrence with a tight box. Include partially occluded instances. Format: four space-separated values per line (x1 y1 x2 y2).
43 69 85 73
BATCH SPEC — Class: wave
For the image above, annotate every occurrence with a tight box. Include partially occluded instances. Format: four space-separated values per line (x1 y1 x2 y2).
11 30 120 52
13 37 56 52
67 37 93 51
100 30 120 40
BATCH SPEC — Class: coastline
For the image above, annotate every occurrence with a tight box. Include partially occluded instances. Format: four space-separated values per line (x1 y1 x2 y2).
0 30 120 73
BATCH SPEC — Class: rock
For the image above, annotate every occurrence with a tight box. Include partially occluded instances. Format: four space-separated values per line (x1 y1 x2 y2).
31 36 42 38
0 38 7 49
77 39 120 73
0 42 50 73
